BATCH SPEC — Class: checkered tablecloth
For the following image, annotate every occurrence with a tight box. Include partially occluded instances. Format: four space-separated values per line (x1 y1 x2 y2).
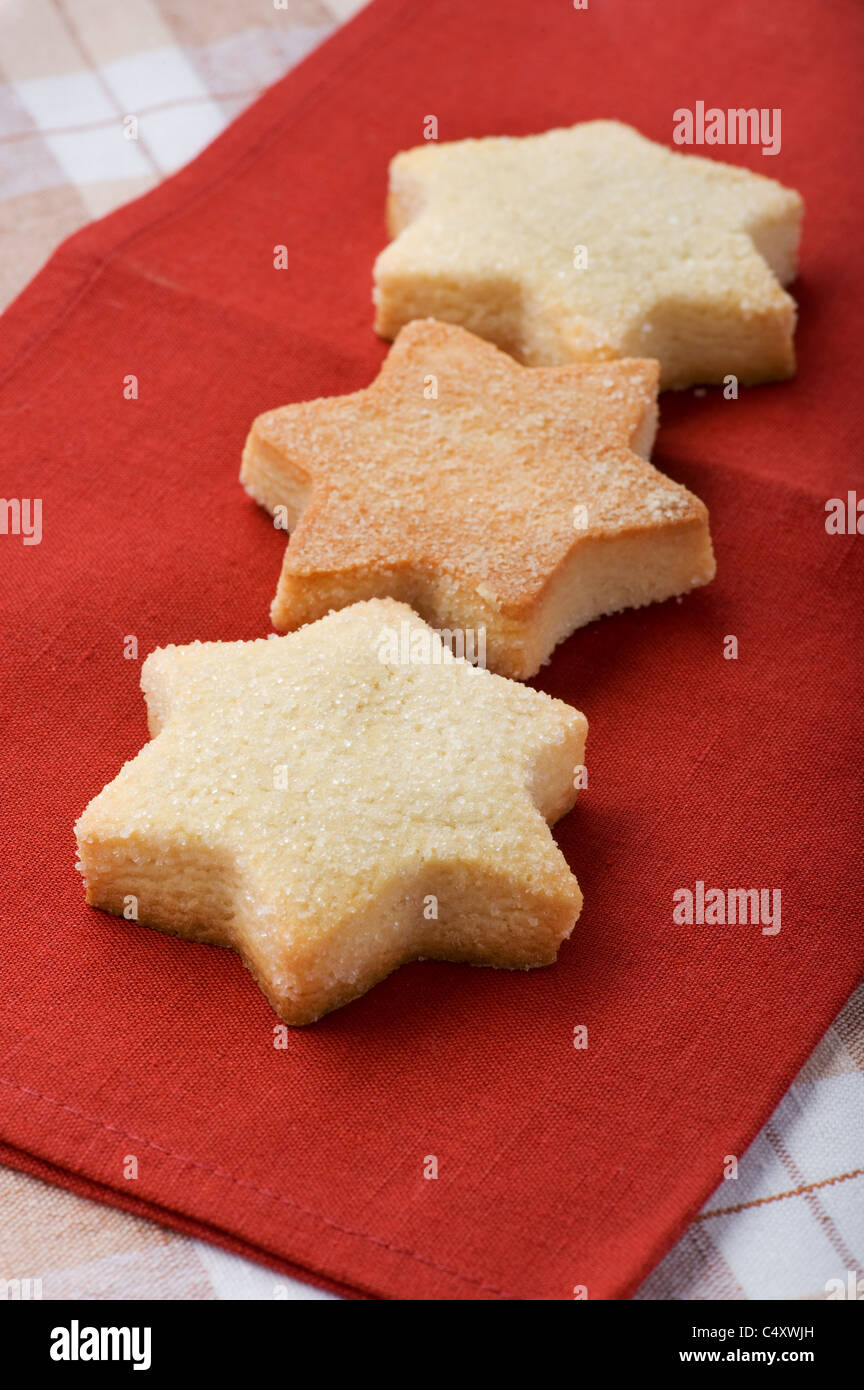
1 0 861 1302
0 0 354 312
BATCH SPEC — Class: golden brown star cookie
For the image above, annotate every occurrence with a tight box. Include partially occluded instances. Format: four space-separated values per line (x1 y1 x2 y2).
241 319 715 679
373 121 803 388
75 600 588 1025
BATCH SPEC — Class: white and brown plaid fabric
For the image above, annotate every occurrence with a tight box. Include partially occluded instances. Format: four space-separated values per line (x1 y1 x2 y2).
0 0 358 311
638 983 864 1300
0 0 861 1303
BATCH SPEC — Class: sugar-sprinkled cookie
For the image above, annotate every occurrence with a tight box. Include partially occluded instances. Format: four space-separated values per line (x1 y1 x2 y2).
242 318 715 680
75 600 588 1025
373 121 803 389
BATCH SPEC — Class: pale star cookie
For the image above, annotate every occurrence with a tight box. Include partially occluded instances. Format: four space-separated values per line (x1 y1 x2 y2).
242 318 715 680
75 600 588 1025
373 120 803 389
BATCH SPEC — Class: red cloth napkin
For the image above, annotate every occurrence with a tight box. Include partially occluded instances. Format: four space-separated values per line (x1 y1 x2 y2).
1 0 862 1301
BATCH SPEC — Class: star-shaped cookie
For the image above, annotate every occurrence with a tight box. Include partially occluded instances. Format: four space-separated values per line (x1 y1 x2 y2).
75 600 587 1025
241 318 715 680
373 121 803 389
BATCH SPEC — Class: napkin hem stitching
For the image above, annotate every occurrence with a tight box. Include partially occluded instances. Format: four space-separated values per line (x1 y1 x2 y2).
0 1071 515 1300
